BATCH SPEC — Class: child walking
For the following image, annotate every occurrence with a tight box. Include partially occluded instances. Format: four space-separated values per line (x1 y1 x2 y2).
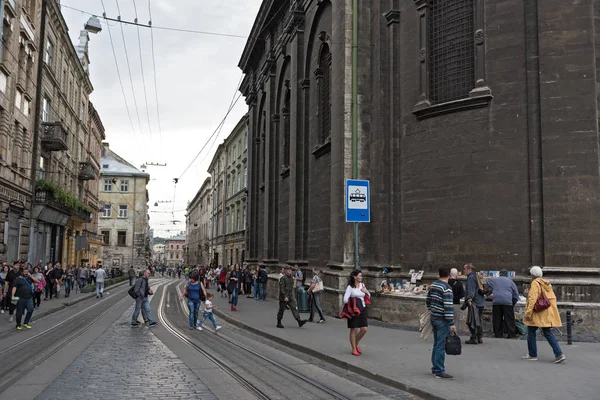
197 293 222 331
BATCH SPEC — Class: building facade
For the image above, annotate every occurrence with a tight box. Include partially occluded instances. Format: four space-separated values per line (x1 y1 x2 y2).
209 116 248 268
185 177 212 266
152 243 165 264
30 0 103 267
165 235 185 266
0 0 41 263
240 0 600 275
98 143 150 269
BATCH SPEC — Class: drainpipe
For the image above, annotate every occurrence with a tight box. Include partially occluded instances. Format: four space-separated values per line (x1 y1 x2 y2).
352 0 359 270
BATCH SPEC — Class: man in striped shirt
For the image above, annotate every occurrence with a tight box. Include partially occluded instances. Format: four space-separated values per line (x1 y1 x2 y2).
426 266 456 379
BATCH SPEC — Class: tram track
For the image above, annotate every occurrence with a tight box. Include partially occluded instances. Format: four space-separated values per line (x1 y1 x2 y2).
159 282 353 400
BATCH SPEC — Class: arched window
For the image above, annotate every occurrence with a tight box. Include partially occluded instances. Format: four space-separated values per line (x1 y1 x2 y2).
282 87 291 166
318 43 332 143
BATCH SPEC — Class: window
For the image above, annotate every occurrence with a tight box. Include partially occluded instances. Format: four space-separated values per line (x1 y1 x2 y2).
104 179 112 192
427 0 475 104
171 245 173 249
117 231 127 246
243 206 247 229
232 171 237 193
44 40 54 66
23 99 31 116
0 72 7 93
120 180 129 192
176 253 180 259
238 170 242 190
236 208 240 232
42 97 50 122
282 89 291 165
244 167 247 188
102 204 111 218
118 205 128 218
170 253 173 259
176 245 179 250
15 90 22 110
233 145 237 161
101 230 110 245
79 101 85 120
317 44 332 143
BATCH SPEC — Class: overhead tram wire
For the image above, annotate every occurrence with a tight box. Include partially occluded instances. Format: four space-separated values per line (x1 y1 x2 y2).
132 0 155 149
100 0 137 139
114 0 145 139
148 0 163 141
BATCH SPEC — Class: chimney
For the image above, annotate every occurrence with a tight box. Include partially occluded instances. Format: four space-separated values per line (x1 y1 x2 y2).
77 30 90 74
102 142 109 157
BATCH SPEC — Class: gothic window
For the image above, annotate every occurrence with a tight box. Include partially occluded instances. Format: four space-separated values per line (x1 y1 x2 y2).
282 88 291 166
427 0 474 104
318 44 332 143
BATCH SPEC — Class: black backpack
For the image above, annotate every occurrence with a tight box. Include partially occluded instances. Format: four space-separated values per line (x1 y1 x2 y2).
128 285 138 299
259 269 267 283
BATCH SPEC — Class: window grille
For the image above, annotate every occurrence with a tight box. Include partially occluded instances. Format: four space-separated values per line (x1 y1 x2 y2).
319 47 332 143
428 0 474 104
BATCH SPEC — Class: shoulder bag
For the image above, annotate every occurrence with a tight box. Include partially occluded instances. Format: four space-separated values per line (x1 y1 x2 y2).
533 282 551 312
313 278 324 293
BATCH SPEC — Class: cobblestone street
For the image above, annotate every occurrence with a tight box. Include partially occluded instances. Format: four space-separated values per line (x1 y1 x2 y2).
37 305 217 400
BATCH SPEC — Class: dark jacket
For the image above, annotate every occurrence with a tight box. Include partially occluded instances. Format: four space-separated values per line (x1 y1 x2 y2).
228 270 242 292
448 279 465 305
128 268 136 278
279 274 294 301
341 297 361 319
133 277 148 299
465 272 486 307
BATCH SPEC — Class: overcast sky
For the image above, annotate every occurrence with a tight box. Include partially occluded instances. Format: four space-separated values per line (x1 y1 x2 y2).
61 0 262 237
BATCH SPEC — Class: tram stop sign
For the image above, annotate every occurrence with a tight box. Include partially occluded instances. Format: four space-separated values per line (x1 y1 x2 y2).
345 179 370 223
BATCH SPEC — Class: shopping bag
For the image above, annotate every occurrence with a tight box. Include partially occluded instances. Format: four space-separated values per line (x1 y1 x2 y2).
445 333 462 355
419 310 432 341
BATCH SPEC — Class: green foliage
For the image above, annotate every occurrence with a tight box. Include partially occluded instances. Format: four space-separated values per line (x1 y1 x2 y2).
80 275 129 293
36 179 94 215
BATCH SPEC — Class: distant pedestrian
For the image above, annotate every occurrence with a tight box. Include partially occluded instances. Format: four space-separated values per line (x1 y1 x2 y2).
448 268 465 334
464 263 485 344
259 265 268 300
522 266 565 363
95 266 107 298
44 263 53 301
228 264 241 311
252 266 260 300
64 266 74 298
488 270 519 338
276 265 307 329
293 264 303 302
6 263 22 321
180 271 207 329
0 264 9 313
197 293 222 331
128 266 136 286
244 267 253 297
343 270 370 356
11 267 39 330
307 268 325 323
426 266 456 379
79 266 89 289
32 267 45 308
131 269 157 327
218 268 227 297
52 264 63 299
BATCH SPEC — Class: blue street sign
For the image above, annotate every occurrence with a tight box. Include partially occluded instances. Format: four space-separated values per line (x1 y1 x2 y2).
345 179 370 223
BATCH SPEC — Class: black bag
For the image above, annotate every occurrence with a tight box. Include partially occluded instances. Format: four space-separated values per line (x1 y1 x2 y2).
128 285 138 299
445 333 462 355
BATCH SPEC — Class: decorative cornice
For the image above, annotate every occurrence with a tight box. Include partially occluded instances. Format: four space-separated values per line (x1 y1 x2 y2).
413 0 428 9
384 10 401 25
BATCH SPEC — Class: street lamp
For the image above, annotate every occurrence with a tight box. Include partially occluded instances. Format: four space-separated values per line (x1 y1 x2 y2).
84 16 102 34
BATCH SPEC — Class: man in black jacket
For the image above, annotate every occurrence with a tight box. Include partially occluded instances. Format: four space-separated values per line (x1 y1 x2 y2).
11 267 39 330
131 269 157 327
5 263 21 322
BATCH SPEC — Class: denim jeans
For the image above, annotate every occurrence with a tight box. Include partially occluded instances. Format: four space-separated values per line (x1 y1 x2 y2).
96 282 104 296
65 278 72 296
527 326 563 358
188 300 200 328
16 298 34 327
253 281 259 300
198 311 218 328
260 282 267 300
78 278 86 289
309 292 325 321
231 288 239 306
431 318 450 374
132 297 154 324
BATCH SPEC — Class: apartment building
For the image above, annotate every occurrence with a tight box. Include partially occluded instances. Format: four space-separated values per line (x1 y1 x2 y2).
185 177 211 266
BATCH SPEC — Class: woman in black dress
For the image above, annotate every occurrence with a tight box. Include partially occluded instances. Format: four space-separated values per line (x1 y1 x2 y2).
343 270 370 356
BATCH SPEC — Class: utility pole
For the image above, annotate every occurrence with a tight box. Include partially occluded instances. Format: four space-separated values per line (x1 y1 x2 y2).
27 0 48 262
352 0 359 270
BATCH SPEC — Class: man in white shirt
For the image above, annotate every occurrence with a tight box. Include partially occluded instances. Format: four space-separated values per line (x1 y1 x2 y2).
95 266 107 298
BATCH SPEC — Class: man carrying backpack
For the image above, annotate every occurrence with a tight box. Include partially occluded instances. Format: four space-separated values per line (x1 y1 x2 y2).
131 269 157 327
464 263 486 344
11 267 39 330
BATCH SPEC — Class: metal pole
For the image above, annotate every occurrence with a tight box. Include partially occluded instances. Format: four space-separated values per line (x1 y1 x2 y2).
27 0 48 263
566 310 573 345
352 0 359 270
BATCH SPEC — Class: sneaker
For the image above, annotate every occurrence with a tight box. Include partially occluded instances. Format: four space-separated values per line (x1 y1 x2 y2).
318 319 325 323
522 355 538 361
148 321 158 327
23 324 31 329
1 309 4 314
131 322 138 327
215 326 222 331
100 292 103 298
9 316 13 322
554 354 566 364
478 338 483 344
197 326 203 331
189 326 195 330
435 373 453 379
16 326 21 331
465 339 478 345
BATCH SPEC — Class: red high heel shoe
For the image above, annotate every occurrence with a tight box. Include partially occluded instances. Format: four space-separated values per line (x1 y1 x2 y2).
356 347 362 354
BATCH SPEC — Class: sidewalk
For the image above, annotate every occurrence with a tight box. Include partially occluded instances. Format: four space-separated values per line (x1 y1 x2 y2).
212 294 600 400
0 281 128 335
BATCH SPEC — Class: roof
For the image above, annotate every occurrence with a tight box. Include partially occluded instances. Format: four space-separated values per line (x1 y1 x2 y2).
100 146 149 179
166 235 186 242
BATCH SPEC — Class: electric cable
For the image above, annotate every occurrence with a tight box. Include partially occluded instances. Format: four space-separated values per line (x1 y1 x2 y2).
132 0 154 148
147 0 163 141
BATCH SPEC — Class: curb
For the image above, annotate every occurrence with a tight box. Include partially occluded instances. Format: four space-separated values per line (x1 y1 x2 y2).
33 281 129 321
212 308 444 400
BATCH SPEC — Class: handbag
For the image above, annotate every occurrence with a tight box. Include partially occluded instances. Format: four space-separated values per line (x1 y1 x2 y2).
364 294 371 305
313 279 324 293
533 284 551 312
419 310 432 341
445 333 462 355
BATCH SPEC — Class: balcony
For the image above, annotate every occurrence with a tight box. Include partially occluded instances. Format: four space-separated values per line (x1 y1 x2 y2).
41 122 68 151
84 230 104 245
79 160 97 180
35 180 93 222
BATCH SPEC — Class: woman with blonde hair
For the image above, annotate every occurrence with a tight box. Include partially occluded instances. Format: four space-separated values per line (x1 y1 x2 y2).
522 266 566 363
